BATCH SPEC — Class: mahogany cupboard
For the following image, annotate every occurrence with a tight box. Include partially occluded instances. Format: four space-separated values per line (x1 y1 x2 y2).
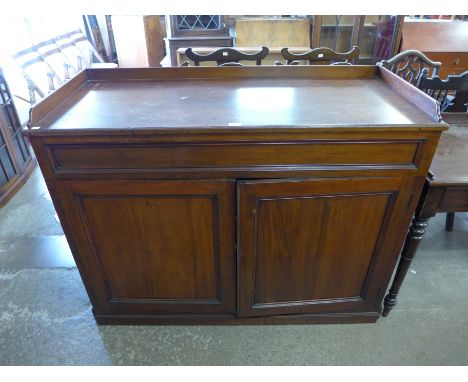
26 66 446 324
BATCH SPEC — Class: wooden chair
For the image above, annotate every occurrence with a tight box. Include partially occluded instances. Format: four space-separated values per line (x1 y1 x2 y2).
35 39 73 84
11 47 59 102
52 30 93 75
279 46 360 65
418 69 468 113
378 50 441 87
417 69 468 232
183 47 269 66
11 30 117 105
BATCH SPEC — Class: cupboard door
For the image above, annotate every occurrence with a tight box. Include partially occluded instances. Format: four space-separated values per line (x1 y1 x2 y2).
237 177 415 317
55 180 236 316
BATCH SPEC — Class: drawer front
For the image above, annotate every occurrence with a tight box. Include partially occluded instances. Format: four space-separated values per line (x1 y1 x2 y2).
424 52 468 77
439 66 467 78
438 186 468 212
44 139 427 178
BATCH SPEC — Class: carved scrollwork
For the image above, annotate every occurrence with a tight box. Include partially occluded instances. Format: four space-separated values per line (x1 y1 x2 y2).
184 47 269 66
378 50 442 86
280 46 360 66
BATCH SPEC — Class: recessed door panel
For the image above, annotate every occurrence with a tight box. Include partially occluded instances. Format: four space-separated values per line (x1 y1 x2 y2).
57 180 236 315
80 195 218 301
254 193 390 303
238 177 407 317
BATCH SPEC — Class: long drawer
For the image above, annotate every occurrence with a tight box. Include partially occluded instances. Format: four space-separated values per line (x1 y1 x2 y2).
40 138 429 179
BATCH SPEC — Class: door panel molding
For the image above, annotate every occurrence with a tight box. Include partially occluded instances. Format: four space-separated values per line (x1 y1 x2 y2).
237 177 405 317
56 180 236 315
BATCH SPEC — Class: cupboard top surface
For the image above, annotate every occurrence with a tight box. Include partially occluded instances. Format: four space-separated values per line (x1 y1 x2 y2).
28 66 444 133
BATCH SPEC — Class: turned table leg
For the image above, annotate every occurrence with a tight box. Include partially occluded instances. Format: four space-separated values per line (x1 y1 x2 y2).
445 212 455 232
382 216 429 317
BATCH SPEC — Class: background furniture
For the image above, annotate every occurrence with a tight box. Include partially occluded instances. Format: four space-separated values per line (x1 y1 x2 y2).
232 16 403 64
418 70 468 112
26 65 445 325
235 17 310 47
383 113 468 316
401 19 468 78
165 15 233 66
183 47 269 66
378 50 441 87
168 15 404 66
418 70 468 228
11 29 117 104
176 47 311 66
311 15 403 64
0 69 36 207
111 16 165 67
280 46 360 65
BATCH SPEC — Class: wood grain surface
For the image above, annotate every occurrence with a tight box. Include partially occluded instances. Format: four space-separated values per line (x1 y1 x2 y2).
25 66 446 324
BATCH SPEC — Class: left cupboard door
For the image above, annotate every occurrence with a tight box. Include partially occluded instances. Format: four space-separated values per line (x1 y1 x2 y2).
53 180 236 317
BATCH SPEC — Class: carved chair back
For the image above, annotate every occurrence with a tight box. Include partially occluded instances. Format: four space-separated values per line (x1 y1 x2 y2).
11 29 111 105
418 69 468 113
183 47 269 66
12 47 61 103
378 50 441 87
280 46 360 65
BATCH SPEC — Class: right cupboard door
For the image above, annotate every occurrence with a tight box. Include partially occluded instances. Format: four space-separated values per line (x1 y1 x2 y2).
237 177 418 317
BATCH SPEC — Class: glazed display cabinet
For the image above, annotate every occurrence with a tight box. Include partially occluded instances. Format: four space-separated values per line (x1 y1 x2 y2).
166 15 233 66
311 15 404 64
0 69 36 207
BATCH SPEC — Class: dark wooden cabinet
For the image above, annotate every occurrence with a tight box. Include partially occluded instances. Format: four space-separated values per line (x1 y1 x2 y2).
55 180 236 316
237 177 416 317
166 15 233 66
311 15 403 64
26 66 446 324
401 20 468 78
0 69 36 207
